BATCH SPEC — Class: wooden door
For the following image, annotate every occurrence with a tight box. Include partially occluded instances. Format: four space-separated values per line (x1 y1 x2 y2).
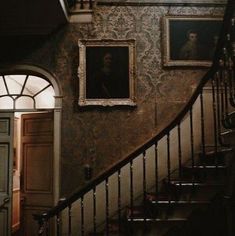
21 112 54 236
0 113 13 236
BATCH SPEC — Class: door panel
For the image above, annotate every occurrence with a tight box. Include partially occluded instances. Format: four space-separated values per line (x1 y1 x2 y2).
0 113 13 236
21 112 54 235
0 144 9 193
0 210 9 236
24 144 53 193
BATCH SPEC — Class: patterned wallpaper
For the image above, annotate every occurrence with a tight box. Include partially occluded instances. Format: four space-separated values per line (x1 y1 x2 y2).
8 4 224 195
98 0 226 3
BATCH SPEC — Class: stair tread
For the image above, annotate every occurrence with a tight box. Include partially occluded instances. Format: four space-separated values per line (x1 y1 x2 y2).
146 193 211 204
126 205 192 221
184 165 226 169
127 217 188 222
199 147 232 155
169 180 224 186
126 207 188 221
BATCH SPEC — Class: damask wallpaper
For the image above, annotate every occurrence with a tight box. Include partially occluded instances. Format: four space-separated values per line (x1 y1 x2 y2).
2 4 224 195
98 0 226 4
62 4 224 195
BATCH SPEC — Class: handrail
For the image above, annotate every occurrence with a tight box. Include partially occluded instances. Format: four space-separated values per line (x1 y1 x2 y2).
35 0 235 224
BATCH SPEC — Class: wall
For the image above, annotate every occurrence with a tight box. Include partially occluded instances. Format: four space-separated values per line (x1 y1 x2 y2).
1 3 224 196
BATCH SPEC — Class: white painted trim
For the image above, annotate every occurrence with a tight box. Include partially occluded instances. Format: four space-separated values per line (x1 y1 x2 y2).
59 0 70 21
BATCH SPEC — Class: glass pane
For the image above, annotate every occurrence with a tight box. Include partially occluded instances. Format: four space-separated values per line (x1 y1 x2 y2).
15 96 35 109
24 76 49 96
35 86 55 108
5 75 27 95
0 76 8 95
0 97 14 109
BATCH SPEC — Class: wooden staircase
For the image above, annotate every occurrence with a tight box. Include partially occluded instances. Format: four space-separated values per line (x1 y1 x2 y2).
89 147 231 235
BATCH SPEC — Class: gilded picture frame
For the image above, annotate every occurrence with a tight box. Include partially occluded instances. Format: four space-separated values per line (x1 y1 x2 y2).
162 16 223 67
78 39 136 106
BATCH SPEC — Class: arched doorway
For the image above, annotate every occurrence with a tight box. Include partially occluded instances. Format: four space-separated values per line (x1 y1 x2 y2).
0 65 62 236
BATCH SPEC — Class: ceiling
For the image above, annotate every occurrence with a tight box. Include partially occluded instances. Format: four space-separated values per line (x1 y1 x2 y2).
0 0 68 36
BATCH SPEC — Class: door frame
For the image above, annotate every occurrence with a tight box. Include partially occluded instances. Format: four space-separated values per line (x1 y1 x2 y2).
0 64 62 205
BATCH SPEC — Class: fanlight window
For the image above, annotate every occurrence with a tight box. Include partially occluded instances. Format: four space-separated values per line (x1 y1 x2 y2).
0 75 55 109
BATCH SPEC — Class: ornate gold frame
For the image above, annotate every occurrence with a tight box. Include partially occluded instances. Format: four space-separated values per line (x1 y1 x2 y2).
162 16 223 67
78 39 136 106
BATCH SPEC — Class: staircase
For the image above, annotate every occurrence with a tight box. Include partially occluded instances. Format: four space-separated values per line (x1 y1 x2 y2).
34 1 235 235
122 146 231 236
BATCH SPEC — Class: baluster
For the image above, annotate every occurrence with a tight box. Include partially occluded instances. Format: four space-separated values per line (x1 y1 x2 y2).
167 133 171 203
80 0 84 9
223 67 229 117
93 187 97 234
68 204 72 236
231 17 235 105
219 69 226 121
231 18 235 58
67 0 76 8
221 49 229 118
143 151 147 202
143 150 147 221
190 108 195 171
215 73 222 146
37 217 48 236
89 0 93 9
81 196 85 236
155 141 159 196
105 178 109 235
231 18 235 42
177 124 182 180
167 133 171 184
225 36 235 106
231 17 235 97
46 220 49 236
212 77 218 166
130 160 134 219
200 92 206 170
56 214 61 236
224 75 229 115
118 169 121 234
227 57 235 105
232 66 235 106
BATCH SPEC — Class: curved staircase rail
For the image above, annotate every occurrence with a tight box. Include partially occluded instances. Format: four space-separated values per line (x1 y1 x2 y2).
34 1 235 235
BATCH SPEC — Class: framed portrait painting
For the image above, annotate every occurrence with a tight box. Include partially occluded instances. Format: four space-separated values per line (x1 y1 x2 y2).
162 16 223 67
78 39 136 106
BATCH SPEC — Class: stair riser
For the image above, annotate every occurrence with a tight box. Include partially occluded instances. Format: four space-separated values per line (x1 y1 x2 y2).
181 167 227 180
126 221 186 236
148 204 208 219
199 150 231 165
